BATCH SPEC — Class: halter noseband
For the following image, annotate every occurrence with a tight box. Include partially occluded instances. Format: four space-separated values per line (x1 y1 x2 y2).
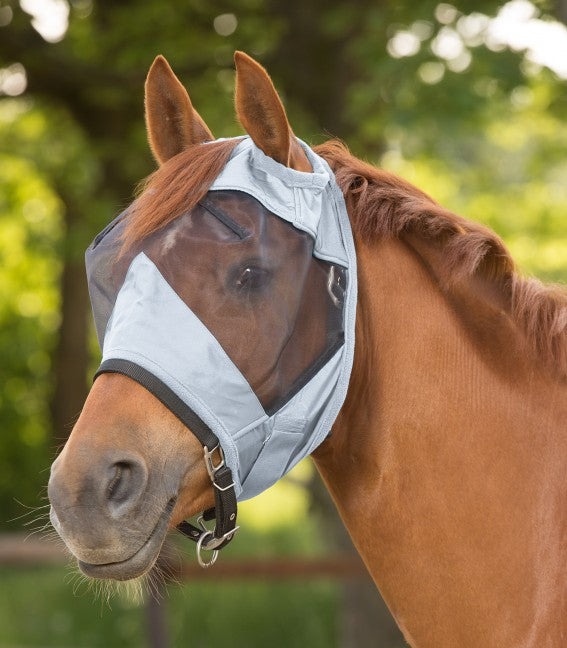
94 359 238 568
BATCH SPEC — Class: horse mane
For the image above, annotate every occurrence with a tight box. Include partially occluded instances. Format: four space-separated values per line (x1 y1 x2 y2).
314 139 567 380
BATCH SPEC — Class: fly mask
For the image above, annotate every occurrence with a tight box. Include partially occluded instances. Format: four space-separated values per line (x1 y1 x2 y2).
85 136 357 564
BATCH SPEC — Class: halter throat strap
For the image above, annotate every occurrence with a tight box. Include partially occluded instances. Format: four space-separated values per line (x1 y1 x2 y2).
94 358 239 567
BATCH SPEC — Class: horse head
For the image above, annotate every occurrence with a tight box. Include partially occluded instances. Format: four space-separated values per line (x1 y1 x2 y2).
48 52 353 580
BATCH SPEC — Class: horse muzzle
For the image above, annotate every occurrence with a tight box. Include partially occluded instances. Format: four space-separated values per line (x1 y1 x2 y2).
48 447 176 580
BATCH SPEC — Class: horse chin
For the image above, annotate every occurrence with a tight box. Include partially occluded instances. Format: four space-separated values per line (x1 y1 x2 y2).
76 497 176 581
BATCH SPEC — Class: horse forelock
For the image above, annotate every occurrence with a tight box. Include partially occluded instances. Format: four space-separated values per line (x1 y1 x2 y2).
315 139 567 380
121 138 242 252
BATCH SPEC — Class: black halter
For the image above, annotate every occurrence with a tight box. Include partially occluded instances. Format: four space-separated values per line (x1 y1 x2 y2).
95 359 238 567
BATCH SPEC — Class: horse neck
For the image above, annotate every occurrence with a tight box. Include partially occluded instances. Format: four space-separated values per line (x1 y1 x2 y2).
312 234 567 648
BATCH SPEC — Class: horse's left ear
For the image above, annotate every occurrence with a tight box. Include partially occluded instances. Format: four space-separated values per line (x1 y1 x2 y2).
234 51 311 172
145 55 214 165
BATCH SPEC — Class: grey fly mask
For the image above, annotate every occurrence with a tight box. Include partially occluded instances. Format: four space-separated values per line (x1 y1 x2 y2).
85 136 357 563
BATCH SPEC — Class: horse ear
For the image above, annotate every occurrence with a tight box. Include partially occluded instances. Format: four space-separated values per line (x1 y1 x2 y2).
144 55 214 165
234 51 311 172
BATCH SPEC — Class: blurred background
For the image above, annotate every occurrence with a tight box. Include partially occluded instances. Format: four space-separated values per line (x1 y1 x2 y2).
0 0 566 646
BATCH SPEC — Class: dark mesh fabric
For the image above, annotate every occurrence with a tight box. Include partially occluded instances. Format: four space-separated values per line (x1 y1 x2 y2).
87 190 346 414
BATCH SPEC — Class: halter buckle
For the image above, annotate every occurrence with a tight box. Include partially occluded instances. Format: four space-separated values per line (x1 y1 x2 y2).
203 444 225 481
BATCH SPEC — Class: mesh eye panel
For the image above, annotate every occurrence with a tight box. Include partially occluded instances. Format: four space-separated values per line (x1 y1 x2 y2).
87 190 346 414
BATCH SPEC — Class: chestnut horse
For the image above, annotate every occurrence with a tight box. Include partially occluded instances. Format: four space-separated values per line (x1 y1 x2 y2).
48 52 567 647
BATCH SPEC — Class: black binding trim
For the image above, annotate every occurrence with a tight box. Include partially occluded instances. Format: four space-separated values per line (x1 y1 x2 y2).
91 210 128 249
264 335 344 417
94 358 238 553
198 197 251 240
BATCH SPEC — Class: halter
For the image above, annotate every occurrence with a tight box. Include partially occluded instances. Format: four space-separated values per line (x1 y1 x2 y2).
95 359 238 567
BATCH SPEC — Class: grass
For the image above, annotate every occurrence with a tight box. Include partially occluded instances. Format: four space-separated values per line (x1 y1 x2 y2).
0 565 340 647
0 462 342 647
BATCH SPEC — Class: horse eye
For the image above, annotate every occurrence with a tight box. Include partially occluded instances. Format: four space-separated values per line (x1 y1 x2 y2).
237 267 253 287
234 265 271 293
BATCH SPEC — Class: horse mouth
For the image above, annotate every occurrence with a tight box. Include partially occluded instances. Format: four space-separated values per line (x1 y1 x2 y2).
78 497 176 581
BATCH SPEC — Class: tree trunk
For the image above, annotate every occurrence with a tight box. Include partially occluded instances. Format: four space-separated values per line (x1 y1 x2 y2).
49 229 89 445
556 0 567 24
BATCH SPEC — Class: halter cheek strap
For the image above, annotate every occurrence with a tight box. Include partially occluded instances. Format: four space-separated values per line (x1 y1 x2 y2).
94 359 239 568
177 445 239 567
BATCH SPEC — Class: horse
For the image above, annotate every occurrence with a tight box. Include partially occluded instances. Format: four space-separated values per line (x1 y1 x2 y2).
47 51 567 647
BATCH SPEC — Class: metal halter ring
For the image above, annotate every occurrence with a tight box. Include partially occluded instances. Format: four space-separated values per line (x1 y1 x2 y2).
327 265 344 308
196 531 219 568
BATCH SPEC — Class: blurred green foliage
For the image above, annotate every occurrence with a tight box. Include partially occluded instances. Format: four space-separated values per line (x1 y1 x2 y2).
383 76 567 281
0 120 60 511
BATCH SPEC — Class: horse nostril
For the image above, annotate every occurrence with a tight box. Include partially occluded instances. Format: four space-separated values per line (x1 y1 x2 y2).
107 462 128 502
105 459 147 515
